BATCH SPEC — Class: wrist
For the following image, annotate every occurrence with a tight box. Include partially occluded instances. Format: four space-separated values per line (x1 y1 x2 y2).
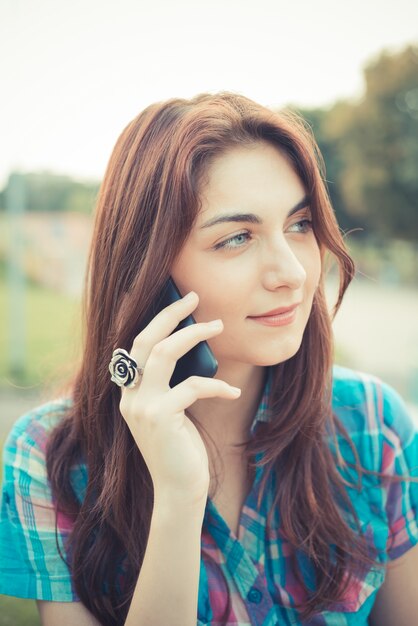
152 488 208 520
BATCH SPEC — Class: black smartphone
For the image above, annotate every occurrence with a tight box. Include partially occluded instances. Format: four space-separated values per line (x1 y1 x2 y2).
145 277 218 388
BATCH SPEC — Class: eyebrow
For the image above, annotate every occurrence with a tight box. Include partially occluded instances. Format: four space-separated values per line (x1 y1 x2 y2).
199 195 311 229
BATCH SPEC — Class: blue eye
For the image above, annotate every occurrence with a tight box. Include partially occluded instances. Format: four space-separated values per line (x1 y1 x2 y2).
214 232 252 250
288 219 313 234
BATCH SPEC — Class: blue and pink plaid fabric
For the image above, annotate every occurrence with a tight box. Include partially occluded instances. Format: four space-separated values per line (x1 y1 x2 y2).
1 365 418 625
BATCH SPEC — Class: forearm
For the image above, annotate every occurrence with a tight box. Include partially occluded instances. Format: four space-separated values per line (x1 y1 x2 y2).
124 497 205 626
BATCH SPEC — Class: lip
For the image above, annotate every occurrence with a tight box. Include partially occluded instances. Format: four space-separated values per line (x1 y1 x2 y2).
248 303 301 318
248 305 299 327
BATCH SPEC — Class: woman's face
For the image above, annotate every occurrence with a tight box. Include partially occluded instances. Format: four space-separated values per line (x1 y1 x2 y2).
171 141 322 372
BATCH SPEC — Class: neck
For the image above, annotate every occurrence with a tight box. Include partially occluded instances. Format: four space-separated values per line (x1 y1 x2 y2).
188 364 267 446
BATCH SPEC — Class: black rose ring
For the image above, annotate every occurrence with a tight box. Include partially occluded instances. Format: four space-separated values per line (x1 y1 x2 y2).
109 348 143 388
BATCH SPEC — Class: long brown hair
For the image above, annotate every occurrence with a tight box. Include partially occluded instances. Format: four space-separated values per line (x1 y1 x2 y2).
47 92 378 624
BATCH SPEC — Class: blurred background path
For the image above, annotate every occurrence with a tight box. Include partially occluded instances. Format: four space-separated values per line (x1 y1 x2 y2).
326 276 418 421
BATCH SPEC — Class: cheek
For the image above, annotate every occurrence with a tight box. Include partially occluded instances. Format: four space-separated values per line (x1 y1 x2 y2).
302 241 322 291
193 279 244 325
171 261 241 326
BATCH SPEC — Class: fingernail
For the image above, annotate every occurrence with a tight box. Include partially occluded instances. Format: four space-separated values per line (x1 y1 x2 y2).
230 386 241 396
184 291 197 301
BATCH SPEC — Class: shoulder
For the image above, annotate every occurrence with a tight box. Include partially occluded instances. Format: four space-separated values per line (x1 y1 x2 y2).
331 364 417 454
330 365 418 501
331 365 418 561
331 363 397 415
4 396 72 445
0 397 81 601
2 398 72 480
1 397 75 511
2 396 88 507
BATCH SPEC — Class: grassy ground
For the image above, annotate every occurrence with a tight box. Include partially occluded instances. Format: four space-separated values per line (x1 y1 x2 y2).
0 596 41 626
0 268 81 390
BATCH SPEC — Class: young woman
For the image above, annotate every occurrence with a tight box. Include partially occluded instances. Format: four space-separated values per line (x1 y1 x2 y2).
1 92 417 626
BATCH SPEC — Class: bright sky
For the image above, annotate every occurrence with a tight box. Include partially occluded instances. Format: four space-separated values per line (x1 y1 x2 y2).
1 0 417 187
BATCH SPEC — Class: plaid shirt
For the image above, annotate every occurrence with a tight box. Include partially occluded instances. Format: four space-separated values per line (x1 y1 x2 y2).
1 365 417 625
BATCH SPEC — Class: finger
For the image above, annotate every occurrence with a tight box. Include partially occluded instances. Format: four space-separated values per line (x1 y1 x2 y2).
156 376 241 420
128 291 200 371
139 320 224 393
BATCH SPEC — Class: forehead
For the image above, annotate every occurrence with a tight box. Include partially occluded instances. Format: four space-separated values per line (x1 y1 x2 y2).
196 142 305 221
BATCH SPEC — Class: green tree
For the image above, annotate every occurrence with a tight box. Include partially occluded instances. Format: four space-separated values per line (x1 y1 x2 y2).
293 105 364 236
292 45 418 243
326 45 418 241
0 171 99 214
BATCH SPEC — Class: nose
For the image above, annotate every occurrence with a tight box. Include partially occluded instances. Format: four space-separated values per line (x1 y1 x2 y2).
261 236 307 291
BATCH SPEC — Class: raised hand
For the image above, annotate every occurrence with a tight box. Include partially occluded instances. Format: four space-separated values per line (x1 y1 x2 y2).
118 291 241 506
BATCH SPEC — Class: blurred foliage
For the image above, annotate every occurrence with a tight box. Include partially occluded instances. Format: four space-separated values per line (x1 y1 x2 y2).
294 44 418 242
345 237 418 285
0 171 99 214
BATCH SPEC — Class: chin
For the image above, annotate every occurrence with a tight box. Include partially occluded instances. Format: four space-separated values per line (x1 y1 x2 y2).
255 338 304 366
